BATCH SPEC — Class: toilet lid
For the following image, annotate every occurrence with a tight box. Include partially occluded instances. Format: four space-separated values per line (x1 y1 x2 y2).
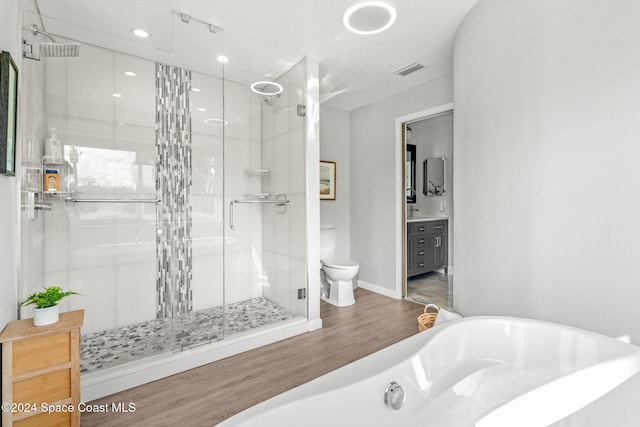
320 259 359 269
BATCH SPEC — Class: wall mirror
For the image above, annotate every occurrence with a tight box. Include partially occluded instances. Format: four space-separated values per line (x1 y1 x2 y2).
423 157 446 196
0 51 18 176
406 144 416 203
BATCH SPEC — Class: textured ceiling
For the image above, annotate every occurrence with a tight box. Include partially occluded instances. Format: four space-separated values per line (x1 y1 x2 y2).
35 0 478 111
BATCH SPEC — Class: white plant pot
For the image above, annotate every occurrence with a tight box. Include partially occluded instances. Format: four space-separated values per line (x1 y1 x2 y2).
33 305 59 326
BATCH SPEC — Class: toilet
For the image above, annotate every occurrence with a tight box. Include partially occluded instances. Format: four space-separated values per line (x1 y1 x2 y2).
320 227 359 307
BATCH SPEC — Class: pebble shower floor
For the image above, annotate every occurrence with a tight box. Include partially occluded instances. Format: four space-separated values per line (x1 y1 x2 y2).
80 298 297 373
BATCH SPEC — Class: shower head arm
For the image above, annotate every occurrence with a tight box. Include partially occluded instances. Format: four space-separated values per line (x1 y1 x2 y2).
22 24 57 43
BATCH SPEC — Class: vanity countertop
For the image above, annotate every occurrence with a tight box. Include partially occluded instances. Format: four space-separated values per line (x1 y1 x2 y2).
407 216 449 223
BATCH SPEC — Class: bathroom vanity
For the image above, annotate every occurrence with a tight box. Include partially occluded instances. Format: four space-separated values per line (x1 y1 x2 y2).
407 218 448 277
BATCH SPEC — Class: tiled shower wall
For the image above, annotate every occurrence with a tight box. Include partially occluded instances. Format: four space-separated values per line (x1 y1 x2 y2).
35 44 159 334
19 39 306 335
156 63 193 317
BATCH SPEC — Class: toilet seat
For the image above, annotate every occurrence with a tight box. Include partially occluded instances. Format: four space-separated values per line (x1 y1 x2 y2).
320 259 359 269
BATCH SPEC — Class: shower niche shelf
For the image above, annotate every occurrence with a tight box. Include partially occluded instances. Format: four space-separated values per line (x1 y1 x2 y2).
244 169 271 200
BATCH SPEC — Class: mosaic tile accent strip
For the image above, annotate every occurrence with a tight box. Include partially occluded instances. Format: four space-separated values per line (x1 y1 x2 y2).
80 298 297 373
156 62 193 318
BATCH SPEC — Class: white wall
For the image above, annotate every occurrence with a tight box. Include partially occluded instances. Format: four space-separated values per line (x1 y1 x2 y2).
350 75 453 293
454 0 640 342
0 0 20 330
319 106 350 261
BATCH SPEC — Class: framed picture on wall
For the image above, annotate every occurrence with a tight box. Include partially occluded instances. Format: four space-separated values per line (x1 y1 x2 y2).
320 160 336 200
0 51 18 176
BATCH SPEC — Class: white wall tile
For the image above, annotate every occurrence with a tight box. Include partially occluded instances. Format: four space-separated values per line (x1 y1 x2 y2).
275 204 291 257
67 205 116 270
192 254 224 311
192 134 223 196
274 89 291 137
225 251 261 304
43 201 69 272
114 53 155 127
273 133 290 194
68 266 116 334
224 81 251 140
225 138 251 196
114 219 156 265
262 102 275 140
289 194 306 261
261 250 275 301
289 126 305 194
67 44 115 122
191 72 224 137
275 253 292 311
115 262 156 327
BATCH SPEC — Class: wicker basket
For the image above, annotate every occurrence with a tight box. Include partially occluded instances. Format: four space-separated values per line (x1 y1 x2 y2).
417 304 439 332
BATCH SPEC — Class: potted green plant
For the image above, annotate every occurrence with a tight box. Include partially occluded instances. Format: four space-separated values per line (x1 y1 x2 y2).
21 286 79 326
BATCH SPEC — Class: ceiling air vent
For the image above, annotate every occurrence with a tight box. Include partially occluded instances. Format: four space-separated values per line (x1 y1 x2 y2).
393 63 424 76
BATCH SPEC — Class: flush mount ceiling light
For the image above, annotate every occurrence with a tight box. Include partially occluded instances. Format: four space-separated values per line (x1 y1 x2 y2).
197 107 206 112
191 87 201 92
132 28 149 38
112 93 123 98
124 71 136 77
343 1 397 35
216 55 229 64
250 81 283 96
204 118 228 126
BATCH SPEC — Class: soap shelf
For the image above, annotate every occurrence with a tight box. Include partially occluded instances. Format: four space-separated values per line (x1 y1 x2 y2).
41 155 66 165
244 169 271 197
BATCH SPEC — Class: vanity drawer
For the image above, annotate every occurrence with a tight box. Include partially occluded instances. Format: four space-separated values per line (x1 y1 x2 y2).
408 222 428 235
426 221 447 233
412 235 427 247
414 247 427 259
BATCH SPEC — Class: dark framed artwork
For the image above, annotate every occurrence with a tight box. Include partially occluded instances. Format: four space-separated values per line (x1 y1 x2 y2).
0 51 18 176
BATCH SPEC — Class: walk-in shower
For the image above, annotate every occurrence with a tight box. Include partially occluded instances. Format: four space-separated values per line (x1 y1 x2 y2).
18 3 311 400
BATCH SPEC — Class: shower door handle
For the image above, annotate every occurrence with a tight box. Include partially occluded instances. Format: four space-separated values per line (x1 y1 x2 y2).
230 201 236 230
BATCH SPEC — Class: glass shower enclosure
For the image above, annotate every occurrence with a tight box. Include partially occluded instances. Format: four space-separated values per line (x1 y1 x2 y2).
18 5 307 382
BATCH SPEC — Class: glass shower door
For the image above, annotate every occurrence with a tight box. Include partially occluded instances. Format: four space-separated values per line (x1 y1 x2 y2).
223 68 308 339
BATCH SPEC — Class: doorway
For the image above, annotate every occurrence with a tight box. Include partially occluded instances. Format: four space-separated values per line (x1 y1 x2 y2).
395 104 453 308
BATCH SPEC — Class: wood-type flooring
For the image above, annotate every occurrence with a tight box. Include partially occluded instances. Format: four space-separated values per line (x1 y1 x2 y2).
81 289 424 426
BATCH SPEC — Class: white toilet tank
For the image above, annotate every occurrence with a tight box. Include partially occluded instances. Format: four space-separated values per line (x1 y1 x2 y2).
320 227 336 261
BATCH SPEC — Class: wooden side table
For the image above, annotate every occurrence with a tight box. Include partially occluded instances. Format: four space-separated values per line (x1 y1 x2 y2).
1 310 84 427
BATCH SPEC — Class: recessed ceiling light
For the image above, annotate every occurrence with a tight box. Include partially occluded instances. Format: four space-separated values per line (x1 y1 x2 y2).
197 108 206 112
216 55 229 64
112 93 123 98
343 1 397 35
250 81 284 96
124 71 136 77
204 118 228 126
191 87 201 92
132 28 149 38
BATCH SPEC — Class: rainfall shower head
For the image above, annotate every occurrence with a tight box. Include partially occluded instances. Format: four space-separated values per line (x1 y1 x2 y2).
22 24 80 58
40 42 80 57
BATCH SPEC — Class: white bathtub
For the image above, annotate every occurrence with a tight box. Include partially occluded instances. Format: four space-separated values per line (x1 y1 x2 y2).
219 317 640 427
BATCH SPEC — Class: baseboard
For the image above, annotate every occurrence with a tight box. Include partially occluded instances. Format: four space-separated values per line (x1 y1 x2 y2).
357 280 402 300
